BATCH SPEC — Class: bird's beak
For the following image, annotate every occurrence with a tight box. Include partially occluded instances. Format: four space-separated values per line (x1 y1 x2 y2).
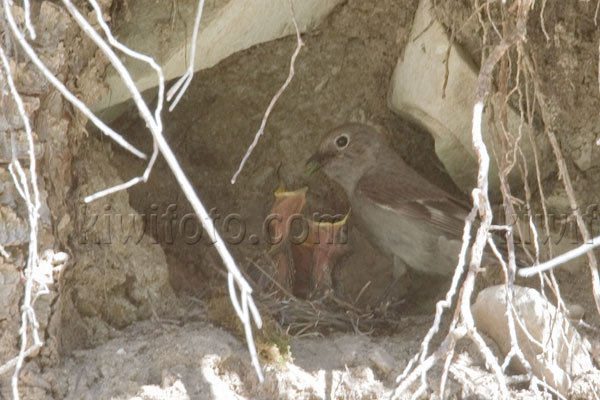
305 149 337 177
304 152 323 176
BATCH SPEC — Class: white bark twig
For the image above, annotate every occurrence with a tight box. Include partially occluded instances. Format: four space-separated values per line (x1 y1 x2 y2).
64 0 163 203
0 244 10 259
414 206 477 364
462 101 509 396
487 238 531 372
1 0 146 160
167 0 206 111
519 237 600 277
2 0 266 385
62 0 162 142
393 3 531 395
67 0 264 381
0 346 38 376
84 175 145 203
522 55 600 316
519 52 567 314
86 0 165 132
489 43 533 377
231 0 304 184
0 43 42 400
531 376 568 400
22 0 36 40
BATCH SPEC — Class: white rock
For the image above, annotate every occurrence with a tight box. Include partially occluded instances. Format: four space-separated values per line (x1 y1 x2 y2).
389 0 547 199
368 347 395 375
472 285 595 396
566 303 585 321
93 0 343 115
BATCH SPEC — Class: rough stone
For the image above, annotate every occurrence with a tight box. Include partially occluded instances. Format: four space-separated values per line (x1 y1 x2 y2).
389 0 548 200
472 285 595 396
0 93 39 131
0 260 22 321
94 0 344 119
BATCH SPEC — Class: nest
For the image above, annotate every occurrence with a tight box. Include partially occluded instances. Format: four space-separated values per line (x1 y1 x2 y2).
255 286 403 337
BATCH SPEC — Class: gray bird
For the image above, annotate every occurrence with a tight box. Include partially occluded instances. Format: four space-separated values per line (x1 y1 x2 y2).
306 122 498 277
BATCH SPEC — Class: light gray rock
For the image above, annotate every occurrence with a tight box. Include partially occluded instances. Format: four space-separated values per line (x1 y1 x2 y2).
369 346 395 376
472 285 595 396
389 0 548 199
93 0 343 116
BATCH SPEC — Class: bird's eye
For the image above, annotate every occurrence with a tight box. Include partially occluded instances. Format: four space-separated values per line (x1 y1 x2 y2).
335 134 349 149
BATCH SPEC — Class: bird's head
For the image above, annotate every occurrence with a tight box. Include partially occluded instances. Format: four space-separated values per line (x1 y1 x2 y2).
305 123 382 194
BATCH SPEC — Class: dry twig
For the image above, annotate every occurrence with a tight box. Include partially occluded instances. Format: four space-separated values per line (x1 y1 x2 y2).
231 0 304 184
167 0 206 111
393 1 533 397
0 0 266 391
0 45 43 400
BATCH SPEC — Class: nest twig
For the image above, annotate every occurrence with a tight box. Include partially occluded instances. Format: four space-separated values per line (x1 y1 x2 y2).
247 256 403 337
258 290 403 337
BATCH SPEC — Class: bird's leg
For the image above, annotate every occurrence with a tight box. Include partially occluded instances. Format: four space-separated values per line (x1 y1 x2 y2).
374 256 411 305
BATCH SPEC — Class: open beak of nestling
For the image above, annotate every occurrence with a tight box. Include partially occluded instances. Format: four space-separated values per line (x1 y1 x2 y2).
304 150 335 177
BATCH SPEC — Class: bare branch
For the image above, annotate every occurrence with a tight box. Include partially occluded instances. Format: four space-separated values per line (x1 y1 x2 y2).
1 0 267 386
522 56 600 316
1 1 147 160
393 2 532 396
519 236 600 277
167 0 206 111
230 0 304 184
0 41 43 400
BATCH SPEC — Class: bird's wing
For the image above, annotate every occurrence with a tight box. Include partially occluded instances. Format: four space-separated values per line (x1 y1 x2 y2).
354 163 471 239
